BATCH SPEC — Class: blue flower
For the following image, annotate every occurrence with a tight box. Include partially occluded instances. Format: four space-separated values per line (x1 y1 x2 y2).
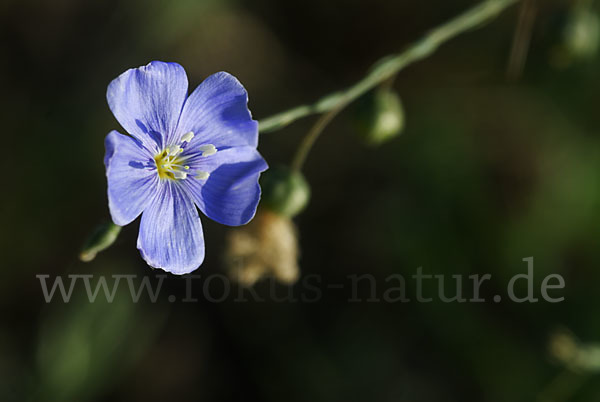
104 61 268 274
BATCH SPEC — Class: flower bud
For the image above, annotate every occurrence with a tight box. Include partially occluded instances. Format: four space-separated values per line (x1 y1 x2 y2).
353 89 404 146
80 222 121 262
260 166 310 218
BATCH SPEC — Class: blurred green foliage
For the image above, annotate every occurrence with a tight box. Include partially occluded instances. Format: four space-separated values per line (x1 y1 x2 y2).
2 0 600 401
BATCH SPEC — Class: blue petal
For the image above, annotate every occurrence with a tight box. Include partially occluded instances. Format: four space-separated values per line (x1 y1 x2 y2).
107 61 188 153
137 181 205 274
175 72 258 148
105 131 159 226
183 146 268 226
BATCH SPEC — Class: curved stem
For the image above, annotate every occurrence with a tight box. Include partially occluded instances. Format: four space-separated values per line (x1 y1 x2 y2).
258 0 520 133
506 0 537 82
291 101 348 171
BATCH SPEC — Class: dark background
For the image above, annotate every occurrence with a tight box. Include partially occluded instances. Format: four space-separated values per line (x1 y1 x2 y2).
2 0 600 401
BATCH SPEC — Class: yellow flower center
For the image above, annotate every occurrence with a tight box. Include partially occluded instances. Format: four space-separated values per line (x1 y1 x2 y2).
152 131 216 181
154 148 189 180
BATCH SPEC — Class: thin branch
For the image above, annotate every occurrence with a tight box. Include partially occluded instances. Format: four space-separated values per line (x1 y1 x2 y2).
506 0 537 82
290 101 348 171
258 0 521 133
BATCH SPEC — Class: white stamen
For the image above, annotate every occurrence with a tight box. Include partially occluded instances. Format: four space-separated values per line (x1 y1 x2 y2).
196 171 210 180
156 139 199 181
199 144 217 157
181 131 195 143
168 146 182 156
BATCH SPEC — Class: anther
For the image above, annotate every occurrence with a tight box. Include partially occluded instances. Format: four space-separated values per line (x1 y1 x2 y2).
181 131 195 143
199 144 217 157
196 171 210 180
173 171 188 180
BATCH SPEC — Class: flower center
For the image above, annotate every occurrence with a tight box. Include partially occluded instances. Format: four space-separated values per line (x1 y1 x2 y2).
153 131 215 181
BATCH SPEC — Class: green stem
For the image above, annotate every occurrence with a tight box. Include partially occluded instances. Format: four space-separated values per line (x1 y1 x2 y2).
291 101 348 171
258 0 520 134
506 0 536 82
